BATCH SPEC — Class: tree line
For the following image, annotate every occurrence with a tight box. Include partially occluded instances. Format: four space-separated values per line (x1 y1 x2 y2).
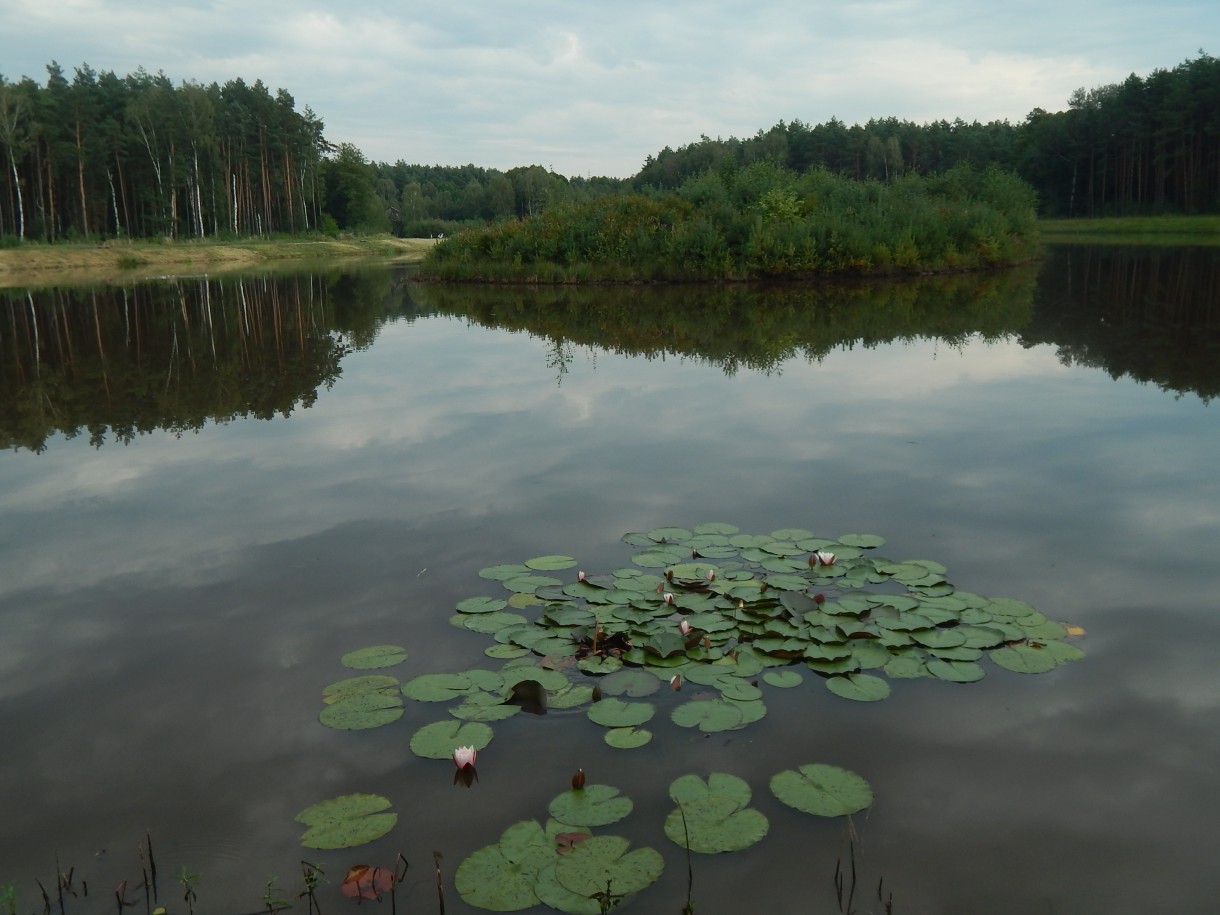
3 53 1216 244
0 62 331 242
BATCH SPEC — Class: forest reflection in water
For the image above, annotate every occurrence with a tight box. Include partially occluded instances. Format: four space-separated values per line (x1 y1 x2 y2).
3 244 1218 454
0 246 1217 914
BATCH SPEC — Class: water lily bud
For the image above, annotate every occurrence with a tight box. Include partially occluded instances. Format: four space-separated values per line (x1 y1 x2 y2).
663 592 675 604
572 768 586 790
815 550 837 566
679 619 692 635
452 745 477 769
577 570 586 582
670 674 682 690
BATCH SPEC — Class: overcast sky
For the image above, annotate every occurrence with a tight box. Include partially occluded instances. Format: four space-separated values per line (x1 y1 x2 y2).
0 1 1213 178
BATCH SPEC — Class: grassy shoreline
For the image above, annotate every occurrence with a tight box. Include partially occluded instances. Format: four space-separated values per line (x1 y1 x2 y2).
1038 214 1220 244
0 235 437 288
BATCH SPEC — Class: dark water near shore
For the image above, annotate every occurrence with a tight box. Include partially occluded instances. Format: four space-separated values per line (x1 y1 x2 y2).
1 246 1218 914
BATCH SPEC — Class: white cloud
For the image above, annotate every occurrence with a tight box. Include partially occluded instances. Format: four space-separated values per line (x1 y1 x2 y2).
0 0 1214 175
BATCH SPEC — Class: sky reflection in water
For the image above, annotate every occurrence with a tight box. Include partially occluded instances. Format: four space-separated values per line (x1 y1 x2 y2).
0 265 1218 915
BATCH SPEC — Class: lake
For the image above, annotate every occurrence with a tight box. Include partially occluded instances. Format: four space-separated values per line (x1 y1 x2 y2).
1 246 1218 914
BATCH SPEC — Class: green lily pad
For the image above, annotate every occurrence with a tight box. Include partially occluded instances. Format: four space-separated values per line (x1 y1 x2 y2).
455 820 550 911
587 698 656 728
990 643 1060 673
598 668 662 697
762 669 804 688
525 555 579 571
548 784 634 828
605 727 653 749
577 655 623 675
534 862 602 915
671 698 744 733
318 692 404 730
458 596 509 614
401 672 476 702
340 645 408 670
926 658 986 682
770 763 873 817
825 672 891 702
296 793 397 850
322 674 399 702
479 564 532 581
664 773 769 853
409 720 494 760
554 835 664 899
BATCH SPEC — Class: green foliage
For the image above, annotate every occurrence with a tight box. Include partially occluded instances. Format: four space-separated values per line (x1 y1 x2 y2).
421 162 1039 282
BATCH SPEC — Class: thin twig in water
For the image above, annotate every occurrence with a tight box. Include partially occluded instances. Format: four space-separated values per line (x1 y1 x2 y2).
677 803 695 914
433 851 445 915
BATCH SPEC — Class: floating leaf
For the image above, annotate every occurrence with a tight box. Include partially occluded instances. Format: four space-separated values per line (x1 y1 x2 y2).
341 645 408 670
605 727 652 749
990 643 1060 673
664 773 769 853
762 669 803 688
587 698 655 729
409 720 494 760
671 698 744 733
401 672 476 702
455 820 549 911
296 794 397 850
458 596 509 614
770 764 873 817
825 673 891 702
598 668 661 697
525 555 579 571
319 692 405 730
323 675 399 702
548 784 634 827
554 835 664 899
926 658 986 682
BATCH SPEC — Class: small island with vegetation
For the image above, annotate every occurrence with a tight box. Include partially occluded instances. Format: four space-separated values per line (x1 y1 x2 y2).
418 162 1039 283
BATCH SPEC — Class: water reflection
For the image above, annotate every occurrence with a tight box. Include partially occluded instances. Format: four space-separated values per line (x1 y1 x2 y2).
0 267 433 452
4 246 1217 458
0 249 1217 915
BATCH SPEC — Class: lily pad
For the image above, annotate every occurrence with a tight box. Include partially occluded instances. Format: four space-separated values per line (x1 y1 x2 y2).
455 820 550 911
605 727 653 749
825 672 891 702
401 672 476 702
409 720 494 760
770 763 873 817
671 698 744 733
548 784 634 828
664 773 769 853
762 669 803 688
525 555 579 571
554 835 664 899
319 692 404 730
341 645 408 670
296 793 397 850
458 596 510 614
990 643 1060 673
587 698 656 728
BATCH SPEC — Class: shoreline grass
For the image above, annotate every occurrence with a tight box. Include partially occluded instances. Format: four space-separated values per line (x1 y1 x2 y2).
1038 214 1220 245
0 235 437 289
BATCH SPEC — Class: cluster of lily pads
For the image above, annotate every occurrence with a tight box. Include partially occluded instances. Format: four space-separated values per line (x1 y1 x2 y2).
301 524 1083 907
450 764 872 913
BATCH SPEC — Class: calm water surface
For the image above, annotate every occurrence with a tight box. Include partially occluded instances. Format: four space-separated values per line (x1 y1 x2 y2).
1 248 1218 914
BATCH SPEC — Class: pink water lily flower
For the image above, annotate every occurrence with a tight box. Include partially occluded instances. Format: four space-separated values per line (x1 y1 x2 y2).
679 619 692 635
453 745 477 769
815 550 837 566
663 592 675 605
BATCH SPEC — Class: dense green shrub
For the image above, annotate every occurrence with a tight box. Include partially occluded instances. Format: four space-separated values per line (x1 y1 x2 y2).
421 163 1039 282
